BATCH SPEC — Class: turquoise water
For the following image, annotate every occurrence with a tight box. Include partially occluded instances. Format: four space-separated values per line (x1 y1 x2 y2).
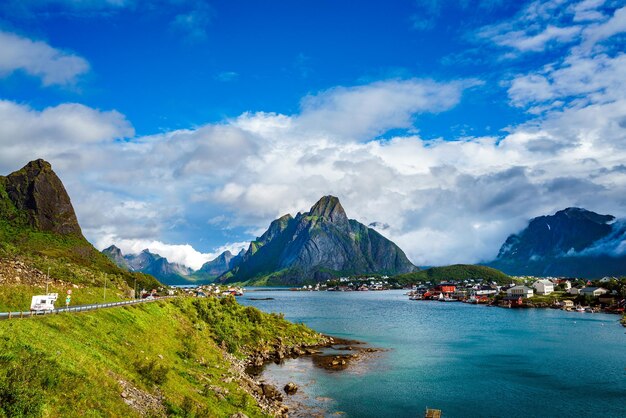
240 289 626 418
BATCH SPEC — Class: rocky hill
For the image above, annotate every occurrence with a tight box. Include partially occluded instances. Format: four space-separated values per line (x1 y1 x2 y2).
0 159 160 292
220 195 417 285
487 207 626 277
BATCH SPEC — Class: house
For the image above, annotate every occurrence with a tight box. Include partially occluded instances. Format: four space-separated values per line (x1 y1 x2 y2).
533 279 554 295
562 280 572 290
568 287 581 295
474 285 498 296
580 287 608 297
559 300 574 309
436 283 456 293
507 285 534 298
598 295 617 305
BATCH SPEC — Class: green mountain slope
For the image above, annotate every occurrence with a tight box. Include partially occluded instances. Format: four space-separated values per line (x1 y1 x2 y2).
394 264 511 285
0 297 326 417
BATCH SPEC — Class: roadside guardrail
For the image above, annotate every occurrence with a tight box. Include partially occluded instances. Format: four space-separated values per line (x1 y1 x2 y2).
0 296 176 321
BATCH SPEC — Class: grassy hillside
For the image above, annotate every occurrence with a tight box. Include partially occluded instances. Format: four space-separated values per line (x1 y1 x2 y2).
393 264 512 285
0 296 325 417
0 180 160 293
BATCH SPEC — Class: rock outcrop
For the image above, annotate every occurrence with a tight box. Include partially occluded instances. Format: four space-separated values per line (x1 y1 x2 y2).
0 159 82 235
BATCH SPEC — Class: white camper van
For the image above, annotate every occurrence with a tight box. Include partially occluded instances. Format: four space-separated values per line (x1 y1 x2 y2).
30 293 58 312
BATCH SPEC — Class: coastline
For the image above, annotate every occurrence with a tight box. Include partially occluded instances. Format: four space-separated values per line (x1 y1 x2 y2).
241 334 385 417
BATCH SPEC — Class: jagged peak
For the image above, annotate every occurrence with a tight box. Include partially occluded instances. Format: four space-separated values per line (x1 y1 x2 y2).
308 195 348 224
104 244 123 254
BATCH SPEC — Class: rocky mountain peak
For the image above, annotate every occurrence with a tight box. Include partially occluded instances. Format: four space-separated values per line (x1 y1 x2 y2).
308 195 348 224
1 159 82 235
556 207 615 224
104 245 123 256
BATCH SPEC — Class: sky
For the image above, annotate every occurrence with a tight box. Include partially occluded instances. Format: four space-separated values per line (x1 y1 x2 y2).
0 0 625 270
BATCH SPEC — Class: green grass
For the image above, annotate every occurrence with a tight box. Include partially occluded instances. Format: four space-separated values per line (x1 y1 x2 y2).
0 296 326 417
0 284 130 312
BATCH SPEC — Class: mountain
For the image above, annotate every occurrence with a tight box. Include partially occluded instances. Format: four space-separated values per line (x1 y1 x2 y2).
195 250 242 279
220 195 417 285
0 159 82 236
487 207 626 278
102 245 130 269
394 264 511 285
102 247 193 285
0 159 160 290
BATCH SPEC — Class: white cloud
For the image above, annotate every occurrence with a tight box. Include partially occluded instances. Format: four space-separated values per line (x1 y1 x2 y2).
0 30 89 86
582 5 626 47
490 25 582 52
0 100 133 172
295 78 479 140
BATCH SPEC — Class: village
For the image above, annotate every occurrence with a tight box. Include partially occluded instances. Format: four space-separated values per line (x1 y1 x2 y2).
284 274 626 317
404 276 626 315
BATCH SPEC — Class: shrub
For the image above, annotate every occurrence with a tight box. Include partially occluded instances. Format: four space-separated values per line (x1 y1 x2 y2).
134 358 170 385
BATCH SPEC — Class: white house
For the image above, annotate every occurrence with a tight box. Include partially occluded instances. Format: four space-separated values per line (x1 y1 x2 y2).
507 285 534 298
533 279 554 295
562 280 572 290
580 287 608 297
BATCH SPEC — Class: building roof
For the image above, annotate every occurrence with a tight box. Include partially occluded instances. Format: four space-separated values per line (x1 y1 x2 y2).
509 285 533 291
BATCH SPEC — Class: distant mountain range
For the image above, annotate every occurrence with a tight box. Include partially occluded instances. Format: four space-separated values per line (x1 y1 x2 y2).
219 195 417 285
487 207 626 278
103 202 626 285
102 246 238 285
104 196 417 285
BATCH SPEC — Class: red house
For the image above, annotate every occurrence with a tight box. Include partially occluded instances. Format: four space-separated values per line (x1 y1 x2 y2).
436 283 456 293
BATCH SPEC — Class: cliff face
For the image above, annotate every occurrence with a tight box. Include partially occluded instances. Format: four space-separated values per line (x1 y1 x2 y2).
488 207 626 277
0 159 82 236
222 196 417 284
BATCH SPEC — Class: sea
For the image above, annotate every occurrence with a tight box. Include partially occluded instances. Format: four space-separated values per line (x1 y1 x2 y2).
239 289 626 418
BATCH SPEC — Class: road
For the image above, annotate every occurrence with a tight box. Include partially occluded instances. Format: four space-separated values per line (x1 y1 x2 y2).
0 296 174 320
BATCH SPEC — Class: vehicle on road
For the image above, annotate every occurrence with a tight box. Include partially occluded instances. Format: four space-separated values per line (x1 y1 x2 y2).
30 293 58 312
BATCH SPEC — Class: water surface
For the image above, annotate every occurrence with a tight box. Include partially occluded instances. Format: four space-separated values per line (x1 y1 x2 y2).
240 289 626 418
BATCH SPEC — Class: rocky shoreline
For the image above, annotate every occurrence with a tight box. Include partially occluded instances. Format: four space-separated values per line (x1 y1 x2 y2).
232 335 384 417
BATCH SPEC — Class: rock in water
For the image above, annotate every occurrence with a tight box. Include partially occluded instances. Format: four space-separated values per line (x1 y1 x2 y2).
284 382 298 395
221 195 417 284
0 159 82 235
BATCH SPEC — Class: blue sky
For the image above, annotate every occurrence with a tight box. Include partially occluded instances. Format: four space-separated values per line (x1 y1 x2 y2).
0 0 625 268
